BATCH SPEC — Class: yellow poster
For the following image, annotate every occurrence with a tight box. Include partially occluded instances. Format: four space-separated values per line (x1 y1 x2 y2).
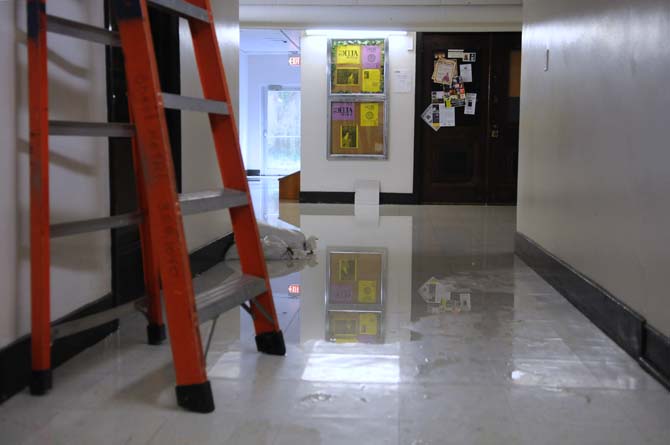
360 103 379 127
362 69 381 93
336 45 361 65
358 313 378 335
340 125 359 149
358 280 377 303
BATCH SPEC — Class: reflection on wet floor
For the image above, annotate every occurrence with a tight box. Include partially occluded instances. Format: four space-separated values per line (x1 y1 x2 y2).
0 193 668 444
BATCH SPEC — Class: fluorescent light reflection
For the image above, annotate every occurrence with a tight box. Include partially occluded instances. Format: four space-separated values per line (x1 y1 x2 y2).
301 353 400 383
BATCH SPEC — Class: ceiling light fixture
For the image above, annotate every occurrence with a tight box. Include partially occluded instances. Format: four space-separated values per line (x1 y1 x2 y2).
305 29 407 38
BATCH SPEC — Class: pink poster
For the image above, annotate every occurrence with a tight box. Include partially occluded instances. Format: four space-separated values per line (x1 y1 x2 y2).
362 45 381 69
332 103 355 121
330 283 354 303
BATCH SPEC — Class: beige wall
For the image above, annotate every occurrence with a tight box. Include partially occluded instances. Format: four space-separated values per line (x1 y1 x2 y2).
1 1 111 347
517 0 670 336
180 0 240 250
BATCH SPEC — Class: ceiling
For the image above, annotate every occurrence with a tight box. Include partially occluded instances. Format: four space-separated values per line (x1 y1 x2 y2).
240 29 302 55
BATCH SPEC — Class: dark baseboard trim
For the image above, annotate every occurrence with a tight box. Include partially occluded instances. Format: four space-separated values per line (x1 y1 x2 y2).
300 191 417 205
189 232 236 276
515 232 670 390
0 294 118 404
0 232 237 404
381 193 418 205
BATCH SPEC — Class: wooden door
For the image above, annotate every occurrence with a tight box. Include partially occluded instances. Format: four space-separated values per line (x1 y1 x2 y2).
487 33 522 204
415 32 521 204
417 33 491 203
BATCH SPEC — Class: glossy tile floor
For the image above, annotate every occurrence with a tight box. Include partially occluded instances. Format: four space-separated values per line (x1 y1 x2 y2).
1 182 668 444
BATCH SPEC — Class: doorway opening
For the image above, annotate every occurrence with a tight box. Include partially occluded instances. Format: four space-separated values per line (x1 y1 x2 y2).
240 29 302 177
262 85 301 176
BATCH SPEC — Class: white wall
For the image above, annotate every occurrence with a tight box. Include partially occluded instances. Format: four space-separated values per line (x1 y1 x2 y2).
242 54 301 172
239 52 249 165
1 1 110 347
301 33 416 194
180 0 240 250
517 0 670 337
0 1 18 347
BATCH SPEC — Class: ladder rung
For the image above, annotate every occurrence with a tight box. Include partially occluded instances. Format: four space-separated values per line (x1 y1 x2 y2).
162 93 230 115
51 212 142 238
194 267 267 324
50 189 247 238
148 0 210 22
46 15 121 47
51 297 147 340
50 271 266 340
49 121 135 137
180 189 248 215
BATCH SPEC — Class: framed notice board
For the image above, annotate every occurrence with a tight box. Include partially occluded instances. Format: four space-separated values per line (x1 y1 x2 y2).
325 247 387 343
327 38 389 159
329 99 386 156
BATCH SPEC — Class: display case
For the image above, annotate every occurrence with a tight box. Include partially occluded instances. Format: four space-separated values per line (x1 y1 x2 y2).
327 39 389 159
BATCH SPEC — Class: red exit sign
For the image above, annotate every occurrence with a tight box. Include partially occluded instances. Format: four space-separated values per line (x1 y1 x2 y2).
288 284 301 295
288 55 301 66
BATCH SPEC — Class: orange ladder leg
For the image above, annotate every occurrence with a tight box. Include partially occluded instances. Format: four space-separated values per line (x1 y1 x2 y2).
185 0 285 354
130 133 166 345
114 0 213 412
27 0 52 395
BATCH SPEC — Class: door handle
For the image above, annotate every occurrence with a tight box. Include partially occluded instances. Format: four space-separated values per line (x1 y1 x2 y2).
491 124 500 139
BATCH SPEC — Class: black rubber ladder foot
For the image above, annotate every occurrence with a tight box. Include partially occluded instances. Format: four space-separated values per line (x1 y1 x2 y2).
175 380 215 413
146 323 167 345
255 330 286 356
30 369 53 396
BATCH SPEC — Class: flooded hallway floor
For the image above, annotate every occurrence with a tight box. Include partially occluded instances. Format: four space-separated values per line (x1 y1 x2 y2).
1 203 668 444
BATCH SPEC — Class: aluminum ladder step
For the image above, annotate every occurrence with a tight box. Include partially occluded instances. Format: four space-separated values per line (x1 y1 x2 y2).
51 296 147 341
49 121 135 137
46 15 121 47
194 267 267 324
162 93 229 115
179 188 247 215
148 0 210 22
50 269 265 340
51 189 248 238
49 93 228 137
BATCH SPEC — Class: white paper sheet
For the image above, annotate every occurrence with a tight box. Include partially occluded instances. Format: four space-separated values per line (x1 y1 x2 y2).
460 64 473 82
464 93 477 115
440 104 456 127
392 69 412 93
421 104 439 131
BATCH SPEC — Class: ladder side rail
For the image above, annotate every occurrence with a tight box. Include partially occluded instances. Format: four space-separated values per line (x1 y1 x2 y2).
129 113 166 345
114 0 214 412
27 0 53 395
184 0 282 340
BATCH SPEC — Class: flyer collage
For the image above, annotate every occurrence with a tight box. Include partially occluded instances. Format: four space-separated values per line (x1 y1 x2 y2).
422 49 478 131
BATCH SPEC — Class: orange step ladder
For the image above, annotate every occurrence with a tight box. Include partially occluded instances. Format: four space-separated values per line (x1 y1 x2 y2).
27 0 285 413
